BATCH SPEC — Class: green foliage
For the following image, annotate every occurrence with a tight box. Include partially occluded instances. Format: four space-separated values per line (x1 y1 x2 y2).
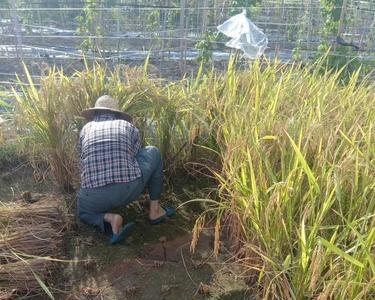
229 0 262 16
321 0 344 36
76 0 103 52
147 10 160 32
146 10 162 48
195 31 220 64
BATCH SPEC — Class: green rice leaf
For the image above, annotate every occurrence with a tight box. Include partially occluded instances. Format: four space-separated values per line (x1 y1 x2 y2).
320 238 364 268
286 131 320 193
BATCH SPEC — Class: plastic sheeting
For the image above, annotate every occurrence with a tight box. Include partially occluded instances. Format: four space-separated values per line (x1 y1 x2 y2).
217 10 268 59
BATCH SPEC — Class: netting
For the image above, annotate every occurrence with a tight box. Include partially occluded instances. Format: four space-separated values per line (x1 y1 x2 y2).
0 0 374 83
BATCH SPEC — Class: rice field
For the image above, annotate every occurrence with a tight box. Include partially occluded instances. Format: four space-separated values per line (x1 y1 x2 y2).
11 57 375 299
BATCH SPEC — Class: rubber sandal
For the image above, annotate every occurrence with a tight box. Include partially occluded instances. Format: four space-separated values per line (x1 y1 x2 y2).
150 207 175 225
109 222 135 245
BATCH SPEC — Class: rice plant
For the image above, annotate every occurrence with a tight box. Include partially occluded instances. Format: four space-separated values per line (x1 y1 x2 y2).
191 58 375 299
13 57 374 299
15 60 202 193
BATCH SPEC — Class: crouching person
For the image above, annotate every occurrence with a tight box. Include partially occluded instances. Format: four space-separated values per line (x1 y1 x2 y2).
77 95 175 245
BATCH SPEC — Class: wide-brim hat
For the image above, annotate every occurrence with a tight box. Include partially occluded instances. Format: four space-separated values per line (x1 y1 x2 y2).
81 95 132 122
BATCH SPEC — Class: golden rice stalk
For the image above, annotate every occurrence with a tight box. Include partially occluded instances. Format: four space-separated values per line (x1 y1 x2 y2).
190 215 205 253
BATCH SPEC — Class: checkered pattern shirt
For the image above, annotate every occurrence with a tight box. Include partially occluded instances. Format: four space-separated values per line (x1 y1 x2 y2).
79 113 142 188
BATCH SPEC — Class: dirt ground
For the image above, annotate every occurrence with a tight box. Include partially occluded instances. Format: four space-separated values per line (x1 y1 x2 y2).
1 164 250 300
59 221 250 300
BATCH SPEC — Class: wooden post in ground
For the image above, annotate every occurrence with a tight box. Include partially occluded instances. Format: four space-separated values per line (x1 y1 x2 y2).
9 0 23 60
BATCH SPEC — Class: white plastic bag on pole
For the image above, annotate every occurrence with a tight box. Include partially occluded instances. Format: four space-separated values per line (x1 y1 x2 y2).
217 10 268 59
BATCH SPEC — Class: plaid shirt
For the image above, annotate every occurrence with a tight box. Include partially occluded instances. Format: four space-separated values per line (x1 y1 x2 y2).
79 113 141 188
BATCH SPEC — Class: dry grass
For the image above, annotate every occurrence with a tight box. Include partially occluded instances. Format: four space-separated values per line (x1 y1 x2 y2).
0 196 67 298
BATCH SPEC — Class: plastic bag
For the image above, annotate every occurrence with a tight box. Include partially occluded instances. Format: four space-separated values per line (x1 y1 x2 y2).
217 10 268 59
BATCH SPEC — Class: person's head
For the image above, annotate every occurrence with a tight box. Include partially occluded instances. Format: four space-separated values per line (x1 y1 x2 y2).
81 95 132 122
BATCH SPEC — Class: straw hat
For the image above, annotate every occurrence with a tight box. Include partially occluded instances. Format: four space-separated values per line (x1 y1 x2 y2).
81 95 132 122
